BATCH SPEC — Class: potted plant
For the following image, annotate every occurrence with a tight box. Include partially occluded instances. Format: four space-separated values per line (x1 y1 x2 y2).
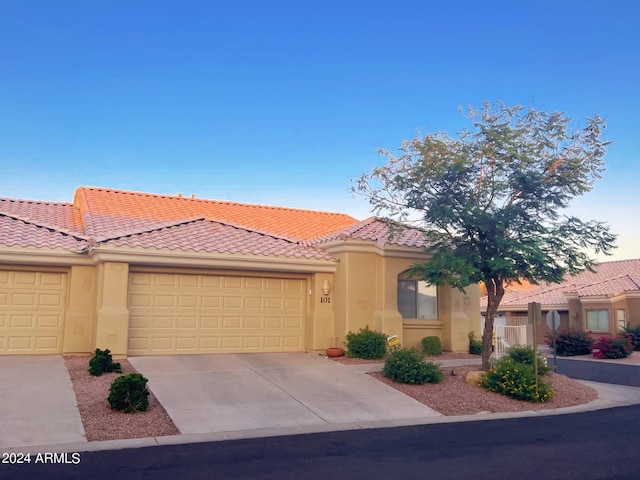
326 337 344 357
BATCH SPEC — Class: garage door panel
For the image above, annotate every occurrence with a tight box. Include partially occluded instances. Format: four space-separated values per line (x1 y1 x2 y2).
224 277 242 289
199 337 219 349
244 317 262 328
178 276 199 288
176 337 197 350
177 316 197 328
223 297 242 308
223 317 242 328
128 273 306 355
41 273 66 286
178 296 198 308
14 272 37 285
153 316 175 328
201 316 221 328
244 297 262 309
37 314 62 328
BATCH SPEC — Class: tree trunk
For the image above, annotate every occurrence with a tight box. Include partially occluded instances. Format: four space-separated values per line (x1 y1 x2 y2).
482 277 505 371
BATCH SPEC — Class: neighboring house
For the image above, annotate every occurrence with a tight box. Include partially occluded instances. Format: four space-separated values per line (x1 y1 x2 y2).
480 259 640 344
0 186 480 356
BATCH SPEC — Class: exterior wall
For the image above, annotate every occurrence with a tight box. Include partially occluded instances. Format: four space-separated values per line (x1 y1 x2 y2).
93 262 130 357
305 272 335 351
439 285 481 352
629 297 640 327
62 265 97 354
330 250 405 345
328 246 481 353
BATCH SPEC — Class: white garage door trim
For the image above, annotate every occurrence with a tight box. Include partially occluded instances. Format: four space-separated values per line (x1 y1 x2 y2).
0 269 67 354
128 272 307 355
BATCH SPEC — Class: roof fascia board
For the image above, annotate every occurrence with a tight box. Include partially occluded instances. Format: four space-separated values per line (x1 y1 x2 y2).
482 304 568 313
87 246 338 273
321 239 432 260
0 247 93 267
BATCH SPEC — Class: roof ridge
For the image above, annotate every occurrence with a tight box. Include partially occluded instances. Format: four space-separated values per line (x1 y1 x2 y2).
0 212 88 242
564 273 629 292
77 186 358 218
98 216 315 250
97 217 207 243
204 218 303 244
0 196 73 206
628 273 640 290
73 186 96 238
302 216 378 246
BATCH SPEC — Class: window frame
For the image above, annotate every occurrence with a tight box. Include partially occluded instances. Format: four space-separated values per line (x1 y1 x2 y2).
617 309 627 332
586 309 610 332
397 278 438 321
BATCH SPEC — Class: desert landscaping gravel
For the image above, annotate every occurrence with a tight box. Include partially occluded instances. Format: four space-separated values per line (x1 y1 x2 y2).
64 351 638 442
64 356 179 442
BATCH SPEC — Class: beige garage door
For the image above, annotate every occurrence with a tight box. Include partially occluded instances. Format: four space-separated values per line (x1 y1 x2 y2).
0 270 67 354
128 272 306 355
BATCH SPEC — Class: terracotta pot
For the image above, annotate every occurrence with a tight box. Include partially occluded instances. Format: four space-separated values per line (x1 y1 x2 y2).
326 347 344 358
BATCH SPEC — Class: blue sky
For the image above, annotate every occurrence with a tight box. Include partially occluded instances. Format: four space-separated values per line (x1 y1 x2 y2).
1 1 638 260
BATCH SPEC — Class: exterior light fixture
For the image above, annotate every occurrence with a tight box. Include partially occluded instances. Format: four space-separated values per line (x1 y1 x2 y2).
321 280 331 296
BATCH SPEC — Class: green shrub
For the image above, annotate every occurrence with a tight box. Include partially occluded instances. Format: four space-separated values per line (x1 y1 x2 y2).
421 336 442 356
507 345 551 376
546 329 593 356
383 347 443 384
88 348 122 376
480 357 554 403
345 325 387 359
623 325 640 351
468 331 482 355
108 373 150 413
590 336 632 359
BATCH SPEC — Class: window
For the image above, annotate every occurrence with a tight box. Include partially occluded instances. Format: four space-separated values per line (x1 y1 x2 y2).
586 309 609 332
617 309 627 332
398 280 437 320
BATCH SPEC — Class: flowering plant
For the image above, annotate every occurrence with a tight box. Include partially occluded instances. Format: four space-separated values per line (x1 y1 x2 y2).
590 335 632 359
546 329 593 356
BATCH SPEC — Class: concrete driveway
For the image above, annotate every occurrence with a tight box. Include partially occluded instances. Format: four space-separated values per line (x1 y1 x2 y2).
129 353 441 435
0 355 86 448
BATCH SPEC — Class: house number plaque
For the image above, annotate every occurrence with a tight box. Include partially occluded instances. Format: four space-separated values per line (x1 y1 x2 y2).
320 297 331 304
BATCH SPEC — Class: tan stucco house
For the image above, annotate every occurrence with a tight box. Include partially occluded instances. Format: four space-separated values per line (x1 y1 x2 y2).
480 259 640 344
0 186 480 356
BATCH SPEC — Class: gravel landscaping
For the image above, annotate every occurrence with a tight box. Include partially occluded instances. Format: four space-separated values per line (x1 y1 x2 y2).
64 356 179 442
64 351 639 442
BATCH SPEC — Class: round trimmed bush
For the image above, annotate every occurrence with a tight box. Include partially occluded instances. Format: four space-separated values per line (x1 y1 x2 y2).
345 325 387 359
383 347 443 384
421 336 442 356
108 373 150 413
88 348 122 377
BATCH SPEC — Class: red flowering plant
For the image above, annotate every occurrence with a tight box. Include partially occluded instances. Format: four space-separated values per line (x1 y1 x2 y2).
590 335 633 359
546 329 593 356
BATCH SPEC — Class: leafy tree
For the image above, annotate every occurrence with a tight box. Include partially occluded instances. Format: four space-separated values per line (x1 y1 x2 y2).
355 102 616 370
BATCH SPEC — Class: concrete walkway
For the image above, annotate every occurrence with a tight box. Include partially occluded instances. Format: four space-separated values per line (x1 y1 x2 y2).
128 353 441 435
0 355 86 449
2 353 640 455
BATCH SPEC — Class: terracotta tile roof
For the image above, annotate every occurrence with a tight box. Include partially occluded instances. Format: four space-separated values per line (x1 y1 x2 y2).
0 214 87 251
75 187 359 242
0 187 361 260
0 197 85 237
103 218 334 260
307 217 433 248
481 259 640 309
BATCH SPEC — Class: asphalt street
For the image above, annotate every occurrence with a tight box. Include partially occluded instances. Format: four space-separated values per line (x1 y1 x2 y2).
3 404 639 480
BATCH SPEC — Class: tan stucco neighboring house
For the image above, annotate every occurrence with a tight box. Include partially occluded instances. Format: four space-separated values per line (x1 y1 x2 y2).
0 186 480 357
480 259 640 344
